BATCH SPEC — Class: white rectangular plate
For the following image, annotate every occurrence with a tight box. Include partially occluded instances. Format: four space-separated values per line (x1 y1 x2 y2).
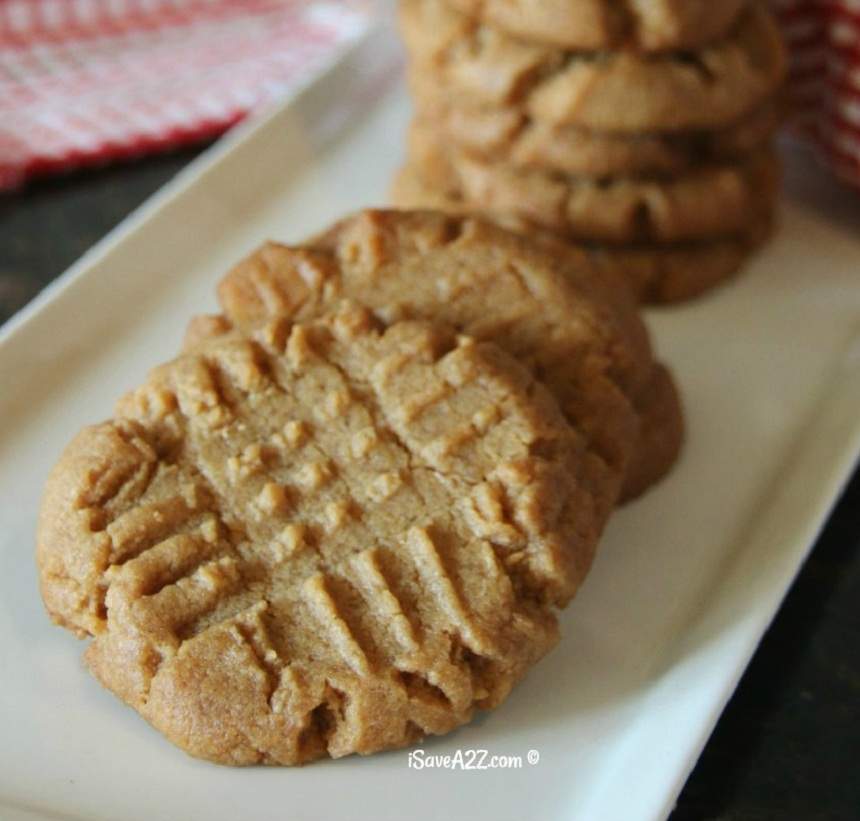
2 22 860 821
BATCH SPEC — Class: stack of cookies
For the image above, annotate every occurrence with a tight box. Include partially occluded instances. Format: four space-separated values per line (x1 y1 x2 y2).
392 0 788 303
37 209 683 765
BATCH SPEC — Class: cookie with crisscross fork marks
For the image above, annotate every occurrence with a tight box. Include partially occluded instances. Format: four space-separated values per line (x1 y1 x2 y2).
38 305 593 765
402 0 786 133
209 209 682 517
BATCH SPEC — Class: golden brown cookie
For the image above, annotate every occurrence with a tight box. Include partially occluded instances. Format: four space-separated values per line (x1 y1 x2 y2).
38 306 594 765
447 0 748 52
402 0 786 132
391 166 773 304
412 94 782 178
407 124 779 243
212 209 682 510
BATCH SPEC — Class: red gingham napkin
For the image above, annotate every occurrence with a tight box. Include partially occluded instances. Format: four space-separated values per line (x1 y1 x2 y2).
0 0 373 191
772 0 860 188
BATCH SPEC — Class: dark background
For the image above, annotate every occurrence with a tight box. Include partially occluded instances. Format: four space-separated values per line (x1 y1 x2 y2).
1 151 858 820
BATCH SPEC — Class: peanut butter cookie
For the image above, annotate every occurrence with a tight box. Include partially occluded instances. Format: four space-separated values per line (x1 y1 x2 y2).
411 95 782 178
447 0 748 52
38 306 592 764
402 0 786 132
406 124 779 243
212 210 683 511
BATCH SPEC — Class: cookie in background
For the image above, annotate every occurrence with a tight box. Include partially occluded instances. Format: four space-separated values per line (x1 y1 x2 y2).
393 0 789 304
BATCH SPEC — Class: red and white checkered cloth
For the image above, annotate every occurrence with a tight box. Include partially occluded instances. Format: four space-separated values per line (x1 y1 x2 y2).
0 0 372 191
772 0 860 188
2 2 858 192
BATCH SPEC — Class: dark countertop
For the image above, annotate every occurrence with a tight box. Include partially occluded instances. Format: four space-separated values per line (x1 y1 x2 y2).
1 153 858 821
